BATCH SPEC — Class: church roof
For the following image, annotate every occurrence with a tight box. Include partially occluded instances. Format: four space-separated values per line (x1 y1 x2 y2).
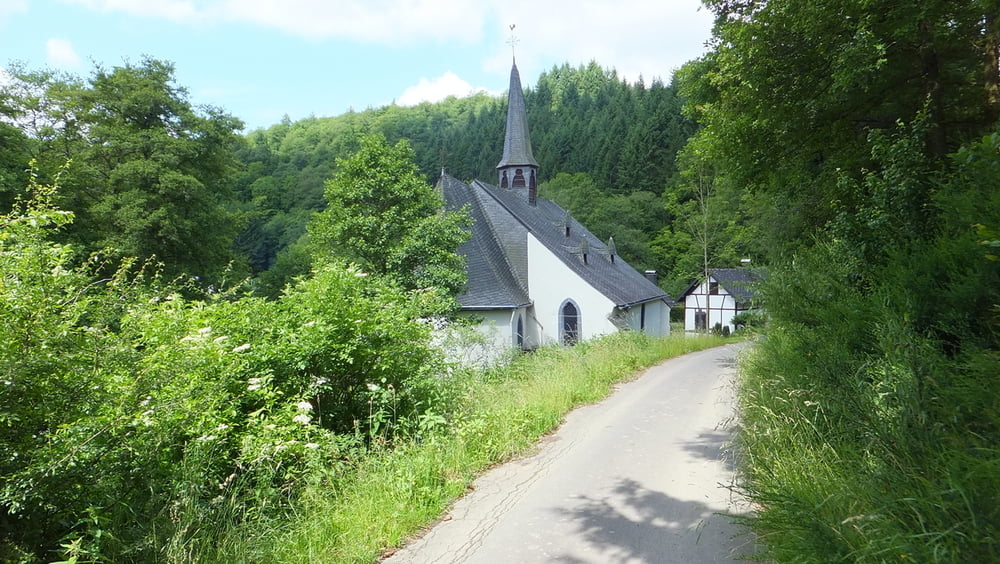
439 174 531 309
439 173 672 310
496 62 538 169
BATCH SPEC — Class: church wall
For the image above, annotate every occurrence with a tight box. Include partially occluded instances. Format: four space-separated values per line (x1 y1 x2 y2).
526 235 618 346
441 307 532 367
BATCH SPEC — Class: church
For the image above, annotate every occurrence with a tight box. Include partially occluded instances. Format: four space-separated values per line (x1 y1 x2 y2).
437 59 672 363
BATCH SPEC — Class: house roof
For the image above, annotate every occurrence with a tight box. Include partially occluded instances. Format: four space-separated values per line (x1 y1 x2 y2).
679 268 763 304
496 62 538 169
439 172 672 311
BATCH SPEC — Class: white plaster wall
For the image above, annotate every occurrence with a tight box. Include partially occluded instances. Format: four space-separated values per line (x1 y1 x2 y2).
622 301 671 336
527 235 618 346
684 281 740 333
439 309 517 367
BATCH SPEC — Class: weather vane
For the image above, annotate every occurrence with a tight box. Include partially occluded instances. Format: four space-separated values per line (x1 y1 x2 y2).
507 24 519 59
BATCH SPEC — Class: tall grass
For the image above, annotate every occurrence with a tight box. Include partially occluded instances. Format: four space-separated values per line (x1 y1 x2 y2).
223 331 729 563
734 238 1000 563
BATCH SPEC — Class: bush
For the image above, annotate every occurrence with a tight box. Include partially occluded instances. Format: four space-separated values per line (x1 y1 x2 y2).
0 177 455 562
736 129 1000 562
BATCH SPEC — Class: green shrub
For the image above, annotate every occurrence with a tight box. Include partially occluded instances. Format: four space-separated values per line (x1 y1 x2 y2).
736 129 1000 562
0 176 456 562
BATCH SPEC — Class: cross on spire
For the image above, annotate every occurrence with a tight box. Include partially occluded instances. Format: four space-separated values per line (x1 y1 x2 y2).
507 24 519 60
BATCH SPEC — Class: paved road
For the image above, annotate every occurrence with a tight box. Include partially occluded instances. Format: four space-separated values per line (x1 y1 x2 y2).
384 344 753 563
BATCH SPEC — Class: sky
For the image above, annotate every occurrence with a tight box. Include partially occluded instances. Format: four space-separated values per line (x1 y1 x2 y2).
0 0 716 131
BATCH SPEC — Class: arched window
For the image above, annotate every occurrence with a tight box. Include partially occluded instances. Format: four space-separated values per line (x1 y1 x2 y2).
512 168 526 188
515 314 524 349
560 300 580 346
500 170 509 189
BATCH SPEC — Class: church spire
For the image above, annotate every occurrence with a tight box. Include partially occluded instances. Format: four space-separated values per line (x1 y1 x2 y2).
496 45 539 204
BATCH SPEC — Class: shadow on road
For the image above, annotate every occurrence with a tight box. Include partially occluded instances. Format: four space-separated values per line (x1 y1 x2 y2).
550 478 755 563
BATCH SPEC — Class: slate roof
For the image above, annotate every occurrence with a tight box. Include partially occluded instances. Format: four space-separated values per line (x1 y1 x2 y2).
679 268 763 305
496 62 538 169
439 174 531 309
439 173 672 311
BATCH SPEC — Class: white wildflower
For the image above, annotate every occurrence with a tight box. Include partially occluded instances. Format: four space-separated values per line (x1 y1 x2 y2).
367 382 379 392
304 320 316 327
232 343 251 353
305 442 319 450
213 335 229 344
198 326 212 335
216 423 229 431
296 400 313 412
247 377 262 391
197 434 217 442
292 413 312 425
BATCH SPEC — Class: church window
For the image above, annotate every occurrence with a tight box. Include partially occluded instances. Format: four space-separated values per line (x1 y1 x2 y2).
513 168 526 188
560 300 580 346
501 170 509 189
515 314 524 349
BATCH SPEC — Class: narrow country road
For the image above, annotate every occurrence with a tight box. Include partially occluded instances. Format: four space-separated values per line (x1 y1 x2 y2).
384 344 754 564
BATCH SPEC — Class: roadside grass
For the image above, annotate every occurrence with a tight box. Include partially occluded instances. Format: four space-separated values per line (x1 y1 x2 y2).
735 324 1000 563
231 331 731 563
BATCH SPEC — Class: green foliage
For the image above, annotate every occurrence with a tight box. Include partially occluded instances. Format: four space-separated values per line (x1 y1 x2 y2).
685 0 1000 261
308 133 470 298
0 173 455 562
733 114 1000 564
0 58 246 285
684 1 1000 560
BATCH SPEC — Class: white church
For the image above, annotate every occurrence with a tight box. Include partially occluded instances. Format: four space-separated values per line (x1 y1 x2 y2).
438 59 672 363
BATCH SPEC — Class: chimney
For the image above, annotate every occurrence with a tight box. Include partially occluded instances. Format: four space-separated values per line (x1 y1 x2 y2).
644 270 658 285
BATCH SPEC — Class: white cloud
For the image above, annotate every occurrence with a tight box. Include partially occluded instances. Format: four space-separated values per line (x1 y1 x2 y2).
213 0 486 43
57 0 713 85
396 71 489 106
46 38 84 69
485 0 715 84
0 0 27 27
63 0 202 23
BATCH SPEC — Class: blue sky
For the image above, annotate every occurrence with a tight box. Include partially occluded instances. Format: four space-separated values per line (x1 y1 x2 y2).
1 0 715 131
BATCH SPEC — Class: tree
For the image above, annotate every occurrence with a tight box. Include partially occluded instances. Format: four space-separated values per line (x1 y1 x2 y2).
686 0 1000 258
308 134 470 297
0 58 246 284
682 1 1000 560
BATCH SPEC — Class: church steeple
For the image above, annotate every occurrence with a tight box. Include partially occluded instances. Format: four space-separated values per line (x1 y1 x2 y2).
497 58 539 204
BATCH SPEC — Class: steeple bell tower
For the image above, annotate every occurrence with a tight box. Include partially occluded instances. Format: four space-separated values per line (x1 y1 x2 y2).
496 59 539 205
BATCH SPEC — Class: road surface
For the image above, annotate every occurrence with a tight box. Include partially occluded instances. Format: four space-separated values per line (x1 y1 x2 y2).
384 344 753 563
